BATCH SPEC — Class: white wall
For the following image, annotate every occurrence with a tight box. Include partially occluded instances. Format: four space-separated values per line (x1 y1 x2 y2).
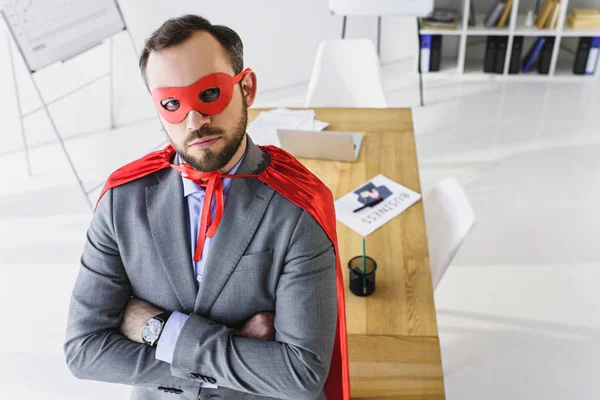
119 0 419 90
0 0 419 156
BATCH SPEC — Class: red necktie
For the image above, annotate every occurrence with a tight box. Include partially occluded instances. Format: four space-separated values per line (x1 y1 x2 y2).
170 162 255 262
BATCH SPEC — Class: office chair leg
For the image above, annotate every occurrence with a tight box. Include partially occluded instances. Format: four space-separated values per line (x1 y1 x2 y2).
377 16 382 57
6 31 32 176
416 17 424 107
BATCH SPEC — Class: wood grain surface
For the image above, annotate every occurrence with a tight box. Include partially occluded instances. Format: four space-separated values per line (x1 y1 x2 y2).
248 108 445 399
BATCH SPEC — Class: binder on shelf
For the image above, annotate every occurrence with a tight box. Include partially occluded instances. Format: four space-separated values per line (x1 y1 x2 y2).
430 35 442 72
494 36 509 74
537 37 555 74
522 37 546 73
484 36 498 73
573 37 592 75
509 36 524 74
585 37 600 75
420 35 432 73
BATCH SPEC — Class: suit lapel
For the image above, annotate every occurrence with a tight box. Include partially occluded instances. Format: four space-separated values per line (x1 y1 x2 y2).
146 166 198 313
194 136 274 315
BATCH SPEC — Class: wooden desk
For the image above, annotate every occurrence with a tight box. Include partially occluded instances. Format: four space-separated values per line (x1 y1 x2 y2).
248 108 445 399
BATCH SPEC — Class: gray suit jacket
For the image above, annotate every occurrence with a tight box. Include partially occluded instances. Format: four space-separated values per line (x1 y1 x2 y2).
64 137 337 400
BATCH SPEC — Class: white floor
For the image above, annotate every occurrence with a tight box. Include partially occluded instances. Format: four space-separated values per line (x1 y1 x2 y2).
1 55 599 399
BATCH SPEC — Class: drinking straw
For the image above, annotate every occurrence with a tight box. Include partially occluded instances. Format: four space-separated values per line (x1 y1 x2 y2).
362 237 367 294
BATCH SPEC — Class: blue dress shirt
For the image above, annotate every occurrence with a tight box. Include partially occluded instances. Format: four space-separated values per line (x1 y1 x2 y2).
155 154 245 383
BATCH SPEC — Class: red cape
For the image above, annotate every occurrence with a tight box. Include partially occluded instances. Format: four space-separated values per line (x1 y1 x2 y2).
97 144 350 399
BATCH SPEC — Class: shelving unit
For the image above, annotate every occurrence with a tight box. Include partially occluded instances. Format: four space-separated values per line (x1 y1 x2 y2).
418 0 600 81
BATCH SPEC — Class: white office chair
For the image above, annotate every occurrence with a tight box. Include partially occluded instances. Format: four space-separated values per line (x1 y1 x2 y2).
424 178 476 291
304 39 388 108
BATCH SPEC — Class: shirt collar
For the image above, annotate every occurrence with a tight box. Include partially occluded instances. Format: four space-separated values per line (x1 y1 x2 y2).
177 153 245 198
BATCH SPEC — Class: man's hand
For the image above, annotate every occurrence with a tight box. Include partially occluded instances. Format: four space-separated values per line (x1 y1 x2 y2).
119 297 163 343
240 312 275 341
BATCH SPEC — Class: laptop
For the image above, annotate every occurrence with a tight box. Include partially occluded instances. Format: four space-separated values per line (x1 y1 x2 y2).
276 129 364 162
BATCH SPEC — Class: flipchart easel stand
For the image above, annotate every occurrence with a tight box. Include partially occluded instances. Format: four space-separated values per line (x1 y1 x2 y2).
2 5 149 210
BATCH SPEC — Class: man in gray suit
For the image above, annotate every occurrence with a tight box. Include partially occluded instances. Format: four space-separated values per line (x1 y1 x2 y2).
64 15 338 400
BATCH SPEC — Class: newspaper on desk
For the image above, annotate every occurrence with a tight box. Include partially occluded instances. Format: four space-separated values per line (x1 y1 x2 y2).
335 174 422 237
247 108 329 147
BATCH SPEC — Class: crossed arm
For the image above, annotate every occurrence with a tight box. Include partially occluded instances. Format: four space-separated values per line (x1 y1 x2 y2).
119 298 276 347
64 190 337 399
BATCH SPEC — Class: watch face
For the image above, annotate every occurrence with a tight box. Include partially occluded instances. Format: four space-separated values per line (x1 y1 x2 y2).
142 318 163 342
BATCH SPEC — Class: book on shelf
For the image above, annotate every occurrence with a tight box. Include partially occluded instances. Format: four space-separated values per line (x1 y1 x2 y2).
537 37 555 74
546 1 560 29
422 20 459 30
572 9 600 19
536 0 557 29
422 9 459 30
522 37 546 72
496 0 513 28
509 36 524 74
586 37 600 75
484 1 506 27
567 17 600 29
469 3 476 26
567 8 600 30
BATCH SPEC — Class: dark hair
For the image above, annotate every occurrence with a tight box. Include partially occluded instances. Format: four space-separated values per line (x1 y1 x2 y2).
139 14 244 87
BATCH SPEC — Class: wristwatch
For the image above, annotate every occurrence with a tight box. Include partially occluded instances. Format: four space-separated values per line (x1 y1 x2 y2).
142 311 172 347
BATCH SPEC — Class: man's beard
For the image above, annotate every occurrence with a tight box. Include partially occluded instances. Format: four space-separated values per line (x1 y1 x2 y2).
175 101 248 172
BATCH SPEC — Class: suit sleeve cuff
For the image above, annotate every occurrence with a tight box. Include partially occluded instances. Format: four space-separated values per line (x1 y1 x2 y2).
155 311 189 364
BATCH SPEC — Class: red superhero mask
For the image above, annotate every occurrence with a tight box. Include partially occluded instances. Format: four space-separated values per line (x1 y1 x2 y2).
151 68 253 124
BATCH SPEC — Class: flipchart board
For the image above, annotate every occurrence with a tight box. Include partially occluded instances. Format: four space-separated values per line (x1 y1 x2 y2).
2 0 125 72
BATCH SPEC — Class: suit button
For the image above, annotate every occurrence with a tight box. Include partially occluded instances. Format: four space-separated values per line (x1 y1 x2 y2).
206 377 217 384
190 372 206 382
175 389 183 394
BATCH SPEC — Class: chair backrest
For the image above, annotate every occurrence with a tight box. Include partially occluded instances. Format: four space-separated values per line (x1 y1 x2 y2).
304 39 388 108
424 178 476 291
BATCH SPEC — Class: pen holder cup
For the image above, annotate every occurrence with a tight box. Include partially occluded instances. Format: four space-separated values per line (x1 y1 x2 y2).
348 256 377 297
